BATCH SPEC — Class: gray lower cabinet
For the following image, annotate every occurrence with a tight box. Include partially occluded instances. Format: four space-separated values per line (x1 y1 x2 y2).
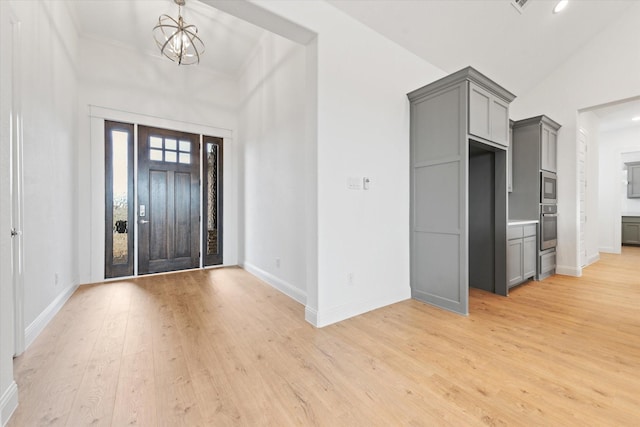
622 216 640 244
507 223 537 289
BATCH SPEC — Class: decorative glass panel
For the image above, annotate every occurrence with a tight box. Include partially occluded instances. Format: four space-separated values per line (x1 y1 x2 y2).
111 130 129 265
165 138 177 150
179 140 191 152
165 151 177 162
179 153 191 164
206 142 218 255
150 149 163 161
150 136 163 148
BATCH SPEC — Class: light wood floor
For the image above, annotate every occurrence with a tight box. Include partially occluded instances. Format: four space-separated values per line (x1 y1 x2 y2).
8 247 640 426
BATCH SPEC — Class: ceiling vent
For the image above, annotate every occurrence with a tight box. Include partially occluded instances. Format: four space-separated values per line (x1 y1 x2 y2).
511 0 531 14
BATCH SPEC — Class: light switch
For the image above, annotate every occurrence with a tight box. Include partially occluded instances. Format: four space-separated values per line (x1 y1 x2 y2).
363 177 371 190
347 177 361 190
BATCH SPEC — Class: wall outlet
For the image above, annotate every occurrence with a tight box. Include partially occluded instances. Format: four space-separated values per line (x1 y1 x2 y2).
347 272 354 286
275 258 281 268
54 273 59 286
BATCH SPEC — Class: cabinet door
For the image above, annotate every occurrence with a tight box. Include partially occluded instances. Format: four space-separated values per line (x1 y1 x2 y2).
507 239 523 288
622 223 640 244
523 235 537 279
491 98 509 146
469 83 491 141
628 163 640 198
541 125 558 172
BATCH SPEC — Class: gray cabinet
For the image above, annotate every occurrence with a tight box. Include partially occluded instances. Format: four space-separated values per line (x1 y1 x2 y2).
469 82 510 147
541 123 558 173
408 67 515 314
509 115 561 220
507 223 537 289
508 120 513 193
626 162 640 198
622 216 640 245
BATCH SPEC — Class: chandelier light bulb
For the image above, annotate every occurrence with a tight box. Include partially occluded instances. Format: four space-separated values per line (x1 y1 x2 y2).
153 1 204 65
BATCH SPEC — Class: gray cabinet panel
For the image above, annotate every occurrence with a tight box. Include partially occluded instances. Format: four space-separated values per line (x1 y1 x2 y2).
627 162 640 198
413 233 461 304
507 224 537 289
491 98 509 146
410 81 468 315
507 239 523 288
469 83 491 141
622 217 640 244
541 123 558 173
413 87 462 163
539 250 556 280
414 163 460 232
523 235 537 279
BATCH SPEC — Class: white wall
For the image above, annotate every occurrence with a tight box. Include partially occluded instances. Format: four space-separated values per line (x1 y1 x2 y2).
0 2 17 423
1 0 79 420
227 0 445 326
77 37 241 284
598 126 640 253
12 0 80 343
511 2 640 276
237 33 308 303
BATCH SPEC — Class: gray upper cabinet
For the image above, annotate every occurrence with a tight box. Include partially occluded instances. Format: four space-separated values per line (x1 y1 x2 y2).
541 123 558 173
510 115 561 220
469 82 510 147
408 67 515 315
627 162 640 198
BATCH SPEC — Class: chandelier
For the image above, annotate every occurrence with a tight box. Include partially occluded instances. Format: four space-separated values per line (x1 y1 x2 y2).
153 0 204 65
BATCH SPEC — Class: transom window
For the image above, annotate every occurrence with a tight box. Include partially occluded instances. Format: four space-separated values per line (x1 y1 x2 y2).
149 135 192 164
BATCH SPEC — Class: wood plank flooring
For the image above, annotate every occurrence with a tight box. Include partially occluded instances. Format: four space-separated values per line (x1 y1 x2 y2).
8 247 640 426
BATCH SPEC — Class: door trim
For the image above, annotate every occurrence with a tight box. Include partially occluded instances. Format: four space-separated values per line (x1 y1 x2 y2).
10 14 25 356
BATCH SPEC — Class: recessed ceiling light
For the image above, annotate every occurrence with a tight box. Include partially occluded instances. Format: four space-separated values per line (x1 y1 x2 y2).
553 0 569 14
633 116 640 121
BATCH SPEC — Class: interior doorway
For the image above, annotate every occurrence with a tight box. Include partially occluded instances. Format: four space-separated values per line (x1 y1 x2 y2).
104 121 223 278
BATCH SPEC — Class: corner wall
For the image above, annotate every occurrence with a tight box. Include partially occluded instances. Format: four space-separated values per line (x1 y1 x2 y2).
511 2 640 276
237 33 308 303
225 0 445 326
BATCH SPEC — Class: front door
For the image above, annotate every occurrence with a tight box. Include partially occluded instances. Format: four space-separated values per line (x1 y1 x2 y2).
138 125 200 274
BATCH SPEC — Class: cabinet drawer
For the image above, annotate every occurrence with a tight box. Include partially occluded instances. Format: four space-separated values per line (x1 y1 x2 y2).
507 225 523 240
540 251 556 274
523 224 537 237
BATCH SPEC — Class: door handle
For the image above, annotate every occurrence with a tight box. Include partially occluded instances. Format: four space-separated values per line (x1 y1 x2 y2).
10 228 21 237
139 220 150 224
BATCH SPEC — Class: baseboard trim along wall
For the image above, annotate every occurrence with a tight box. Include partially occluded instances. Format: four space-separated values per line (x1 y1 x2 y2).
24 283 78 350
312 292 409 328
242 262 306 305
587 253 600 266
556 265 582 277
0 381 18 427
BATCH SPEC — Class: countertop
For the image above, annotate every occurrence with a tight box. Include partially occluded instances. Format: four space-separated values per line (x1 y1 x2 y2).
508 219 539 226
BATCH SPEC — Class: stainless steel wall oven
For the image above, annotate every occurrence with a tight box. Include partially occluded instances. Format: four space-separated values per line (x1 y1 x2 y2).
540 204 557 250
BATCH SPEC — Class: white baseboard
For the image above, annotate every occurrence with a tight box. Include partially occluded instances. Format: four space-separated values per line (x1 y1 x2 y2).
311 291 410 328
25 283 78 350
304 306 318 326
599 246 620 254
556 265 581 277
0 381 18 427
242 262 306 305
587 253 600 266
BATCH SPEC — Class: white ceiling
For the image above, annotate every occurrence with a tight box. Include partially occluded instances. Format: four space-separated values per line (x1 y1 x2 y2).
589 98 640 132
327 0 635 98
70 0 267 76
71 0 638 128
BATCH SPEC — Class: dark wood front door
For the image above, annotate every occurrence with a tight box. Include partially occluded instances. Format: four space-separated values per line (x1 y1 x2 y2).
138 125 200 274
